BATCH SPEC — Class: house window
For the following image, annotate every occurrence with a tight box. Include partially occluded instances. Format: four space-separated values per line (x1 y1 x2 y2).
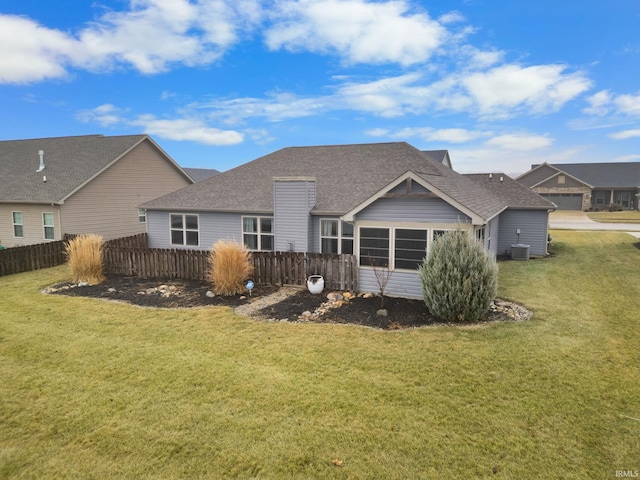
12 211 23 238
170 214 199 246
243 216 274 251
475 227 485 243
138 209 147 223
594 191 607 206
558 175 566 185
394 229 427 270
359 227 389 267
320 219 354 254
43 213 55 240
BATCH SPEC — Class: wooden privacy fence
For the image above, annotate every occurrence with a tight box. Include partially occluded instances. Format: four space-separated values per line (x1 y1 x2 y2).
0 233 148 277
103 248 358 291
0 240 68 277
0 232 357 291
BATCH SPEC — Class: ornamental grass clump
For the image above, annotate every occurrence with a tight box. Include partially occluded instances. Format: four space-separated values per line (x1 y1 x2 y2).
209 240 254 296
419 230 498 323
65 234 105 285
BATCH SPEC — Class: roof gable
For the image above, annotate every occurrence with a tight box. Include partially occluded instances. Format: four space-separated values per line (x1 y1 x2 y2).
518 161 640 188
0 134 192 204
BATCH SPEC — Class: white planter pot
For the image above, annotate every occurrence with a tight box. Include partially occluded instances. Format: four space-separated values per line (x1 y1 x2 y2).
307 275 324 294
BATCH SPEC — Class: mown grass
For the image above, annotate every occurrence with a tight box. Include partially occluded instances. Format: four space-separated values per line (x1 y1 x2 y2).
587 210 640 223
1 231 639 479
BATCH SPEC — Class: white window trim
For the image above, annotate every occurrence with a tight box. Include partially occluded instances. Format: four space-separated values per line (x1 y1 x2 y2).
12 211 23 238
242 216 274 251
43 212 55 241
138 209 147 223
320 218 354 254
170 213 200 247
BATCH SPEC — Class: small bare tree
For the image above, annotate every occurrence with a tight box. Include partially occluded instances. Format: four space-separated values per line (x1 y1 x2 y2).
367 254 393 309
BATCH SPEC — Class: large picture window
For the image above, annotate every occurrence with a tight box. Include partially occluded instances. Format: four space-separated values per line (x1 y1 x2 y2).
243 217 274 251
170 214 199 246
320 219 354 254
43 213 55 240
12 211 23 238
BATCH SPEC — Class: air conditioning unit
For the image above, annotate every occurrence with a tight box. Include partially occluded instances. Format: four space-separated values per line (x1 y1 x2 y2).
511 244 530 261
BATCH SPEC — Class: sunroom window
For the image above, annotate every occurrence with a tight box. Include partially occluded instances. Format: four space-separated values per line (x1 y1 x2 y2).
359 227 389 267
394 229 427 270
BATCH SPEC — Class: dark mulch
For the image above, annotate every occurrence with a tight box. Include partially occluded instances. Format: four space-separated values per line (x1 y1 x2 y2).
46 274 528 329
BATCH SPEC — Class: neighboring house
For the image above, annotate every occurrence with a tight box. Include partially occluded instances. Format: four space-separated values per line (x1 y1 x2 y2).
0 134 194 248
141 142 554 299
517 162 640 210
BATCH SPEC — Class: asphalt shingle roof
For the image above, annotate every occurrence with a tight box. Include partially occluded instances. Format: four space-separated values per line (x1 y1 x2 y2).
466 173 555 209
532 162 640 188
143 142 508 221
0 134 151 204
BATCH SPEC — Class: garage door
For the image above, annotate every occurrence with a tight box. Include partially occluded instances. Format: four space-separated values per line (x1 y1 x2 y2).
540 193 583 210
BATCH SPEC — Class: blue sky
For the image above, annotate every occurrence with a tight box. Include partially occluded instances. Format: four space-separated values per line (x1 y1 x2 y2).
1 0 639 176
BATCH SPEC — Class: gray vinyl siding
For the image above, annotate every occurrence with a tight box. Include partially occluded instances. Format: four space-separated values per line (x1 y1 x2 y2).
359 269 423 300
487 216 499 256
147 210 242 250
356 197 471 223
63 140 192 240
273 179 315 252
496 209 549 257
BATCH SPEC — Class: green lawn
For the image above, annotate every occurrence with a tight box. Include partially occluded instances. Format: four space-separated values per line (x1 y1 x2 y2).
587 210 640 223
1 231 639 479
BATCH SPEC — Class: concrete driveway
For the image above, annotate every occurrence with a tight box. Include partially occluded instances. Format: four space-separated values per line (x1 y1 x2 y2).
549 211 640 238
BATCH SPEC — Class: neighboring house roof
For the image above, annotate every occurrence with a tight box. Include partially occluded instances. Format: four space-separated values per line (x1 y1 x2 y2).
142 142 510 222
465 173 556 209
184 167 220 182
0 134 193 204
522 162 640 189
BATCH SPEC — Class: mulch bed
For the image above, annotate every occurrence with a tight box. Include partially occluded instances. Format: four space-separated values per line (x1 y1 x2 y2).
45 274 530 329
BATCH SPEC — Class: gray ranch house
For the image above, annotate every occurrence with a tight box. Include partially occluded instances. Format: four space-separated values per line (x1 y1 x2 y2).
141 142 554 299
517 162 640 211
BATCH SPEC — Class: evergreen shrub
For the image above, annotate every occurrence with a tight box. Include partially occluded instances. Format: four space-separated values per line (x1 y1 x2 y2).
419 230 498 323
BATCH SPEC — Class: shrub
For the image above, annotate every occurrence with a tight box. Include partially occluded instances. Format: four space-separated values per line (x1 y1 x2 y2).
419 230 498 323
208 240 254 296
65 234 105 285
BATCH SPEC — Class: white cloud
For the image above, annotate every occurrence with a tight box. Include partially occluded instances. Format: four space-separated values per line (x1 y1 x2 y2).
584 90 613 116
584 89 640 119
0 14 79 83
265 0 446 65
391 127 487 143
484 133 553 151
132 116 244 145
0 0 260 83
614 92 640 117
75 104 128 126
614 154 640 162
609 129 640 140
77 104 243 145
462 64 592 118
